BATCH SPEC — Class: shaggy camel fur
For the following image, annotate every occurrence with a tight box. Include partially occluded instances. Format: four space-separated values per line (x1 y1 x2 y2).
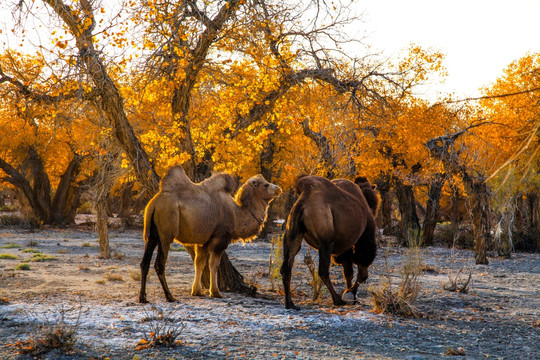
354 176 380 217
280 175 377 309
139 166 281 303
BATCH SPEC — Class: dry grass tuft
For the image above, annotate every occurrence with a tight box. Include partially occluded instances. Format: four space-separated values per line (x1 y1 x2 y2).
105 273 124 282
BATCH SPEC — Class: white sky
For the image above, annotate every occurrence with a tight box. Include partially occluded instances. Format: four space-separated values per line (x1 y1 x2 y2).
356 0 540 99
2 0 540 101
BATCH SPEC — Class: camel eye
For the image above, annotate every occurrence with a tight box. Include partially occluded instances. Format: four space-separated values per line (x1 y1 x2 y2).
264 184 269 188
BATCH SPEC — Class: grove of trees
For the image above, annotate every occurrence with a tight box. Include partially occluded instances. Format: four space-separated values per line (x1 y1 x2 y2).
1 0 538 278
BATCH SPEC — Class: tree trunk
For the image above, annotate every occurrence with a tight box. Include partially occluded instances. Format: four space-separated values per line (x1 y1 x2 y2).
395 180 421 246
422 174 444 246
375 176 393 235
96 197 110 258
464 176 490 265
526 192 540 251
185 246 257 296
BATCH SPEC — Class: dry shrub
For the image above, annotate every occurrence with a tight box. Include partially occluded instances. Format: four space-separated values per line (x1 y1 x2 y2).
370 247 422 318
303 248 323 301
445 346 466 356
443 267 472 293
7 304 82 356
137 306 184 350
268 234 282 291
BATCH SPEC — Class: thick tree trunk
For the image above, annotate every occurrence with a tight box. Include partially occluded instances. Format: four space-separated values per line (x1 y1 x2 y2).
96 197 110 258
422 174 444 246
395 180 421 246
375 176 393 235
464 176 490 265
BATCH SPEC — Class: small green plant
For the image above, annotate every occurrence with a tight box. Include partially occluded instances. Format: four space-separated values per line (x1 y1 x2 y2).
170 244 186 252
31 254 57 262
136 307 185 350
22 248 40 253
1 242 19 249
81 242 94 248
0 253 18 260
15 263 31 270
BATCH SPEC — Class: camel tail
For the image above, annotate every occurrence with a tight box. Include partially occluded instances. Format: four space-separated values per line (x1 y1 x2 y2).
284 200 305 243
143 198 157 244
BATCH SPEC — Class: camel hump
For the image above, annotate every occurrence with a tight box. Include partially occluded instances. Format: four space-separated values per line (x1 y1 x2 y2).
160 166 191 193
354 176 380 216
294 175 331 195
202 172 237 195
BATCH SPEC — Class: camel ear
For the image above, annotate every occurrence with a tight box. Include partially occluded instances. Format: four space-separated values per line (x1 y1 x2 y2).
250 178 259 188
372 185 377 190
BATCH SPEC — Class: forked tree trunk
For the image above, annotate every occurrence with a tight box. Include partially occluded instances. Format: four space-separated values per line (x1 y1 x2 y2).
0 147 83 226
422 174 444 246
395 180 421 246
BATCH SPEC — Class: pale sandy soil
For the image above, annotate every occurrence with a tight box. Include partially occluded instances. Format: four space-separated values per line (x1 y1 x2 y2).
0 226 538 359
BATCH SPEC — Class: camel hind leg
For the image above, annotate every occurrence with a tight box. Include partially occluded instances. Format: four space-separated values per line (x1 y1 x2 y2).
139 226 158 303
155 236 175 302
281 227 303 310
318 244 346 306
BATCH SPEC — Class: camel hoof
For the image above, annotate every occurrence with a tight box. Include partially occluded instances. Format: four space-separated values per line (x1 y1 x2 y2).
342 290 357 305
191 290 204 297
333 298 347 306
166 296 176 302
139 297 148 304
210 292 223 298
285 302 300 310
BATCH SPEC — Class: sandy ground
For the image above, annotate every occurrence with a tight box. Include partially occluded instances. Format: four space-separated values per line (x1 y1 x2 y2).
0 225 539 359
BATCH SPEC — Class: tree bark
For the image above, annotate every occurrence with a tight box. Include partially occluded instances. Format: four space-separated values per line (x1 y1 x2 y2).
375 175 394 235
96 197 110 258
422 173 444 246
395 179 421 246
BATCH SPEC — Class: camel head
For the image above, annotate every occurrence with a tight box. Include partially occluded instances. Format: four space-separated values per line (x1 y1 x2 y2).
236 174 281 207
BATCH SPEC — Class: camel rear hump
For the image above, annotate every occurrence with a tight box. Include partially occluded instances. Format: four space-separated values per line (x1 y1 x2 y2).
160 166 192 193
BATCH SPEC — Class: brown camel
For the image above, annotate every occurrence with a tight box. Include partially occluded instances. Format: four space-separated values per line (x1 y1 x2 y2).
139 166 281 303
280 175 377 309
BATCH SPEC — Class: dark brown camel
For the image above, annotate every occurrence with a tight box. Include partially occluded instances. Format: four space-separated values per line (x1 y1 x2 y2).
280 175 377 309
139 166 281 303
